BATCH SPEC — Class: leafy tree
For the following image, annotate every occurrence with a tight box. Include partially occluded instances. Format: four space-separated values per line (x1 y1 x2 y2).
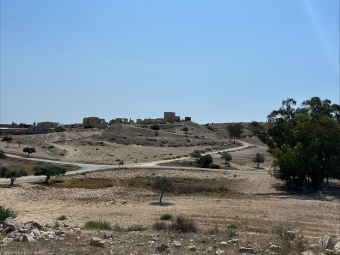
17 140 22 147
190 150 202 159
2 136 13 148
226 124 243 142
152 176 174 203
23 147 36 158
55 126 66 132
34 165 67 183
183 127 188 133
221 152 232 166
252 153 265 168
251 97 340 191
0 167 27 186
150 124 160 130
197 154 213 168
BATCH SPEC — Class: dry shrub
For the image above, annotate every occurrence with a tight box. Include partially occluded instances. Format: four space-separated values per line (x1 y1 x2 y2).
169 215 197 233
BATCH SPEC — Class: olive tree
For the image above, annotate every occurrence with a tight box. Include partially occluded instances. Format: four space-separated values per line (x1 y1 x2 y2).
152 176 174 203
221 152 232 166
23 147 35 158
2 136 13 148
34 165 67 183
252 153 265 168
0 167 27 186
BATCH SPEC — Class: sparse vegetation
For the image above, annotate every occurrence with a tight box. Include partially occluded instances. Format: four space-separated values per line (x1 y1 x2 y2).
160 213 173 220
2 136 13 147
23 147 36 158
226 123 244 142
252 152 265 168
221 151 232 166
34 165 67 183
169 215 197 233
152 176 174 203
150 124 160 130
0 167 27 186
56 215 67 220
55 126 66 132
0 149 6 159
0 205 17 222
85 220 112 230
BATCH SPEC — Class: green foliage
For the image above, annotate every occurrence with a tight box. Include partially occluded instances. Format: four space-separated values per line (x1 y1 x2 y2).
210 163 220 169
150 124 160 130
126 225 147 232
0 167 27 186
0 205 17 222
23 147 36 157
190 150 202 158
34 165 67 183
85 220 112 230
2 136 13 147
206 125 215 131
226 123 244 142
83 124 93 129
55 126 66 132
253 97 340 191
169 215 197 233
0 149 6 159
56 215 67 220
197 154 213 168
155 131 159 136
160 213 173 220
252 152 265 168
152 176 174 203
221 152 232 166
48 146 54 149
183 127 188 132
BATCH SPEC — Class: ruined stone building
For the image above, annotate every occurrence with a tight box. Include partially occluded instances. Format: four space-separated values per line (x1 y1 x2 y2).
29 121 59 134
83 117 108 129
164 112 180 122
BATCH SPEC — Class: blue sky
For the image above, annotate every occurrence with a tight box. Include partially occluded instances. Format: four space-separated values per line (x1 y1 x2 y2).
1 0 339 124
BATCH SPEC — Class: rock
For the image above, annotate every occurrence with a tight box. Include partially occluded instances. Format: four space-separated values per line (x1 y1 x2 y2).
156 244 168 252
147 241 155 245
301 251 315 255
22 234 36 242
3 218 21 231
232 239 240 244
323 235 332 249
239 247 255 254
31 228 40 236
2 227 10 234
201 237 210 243
173 242 181 248
90 237 106 248
285 231 295 240
215 249 225 255
188 245 197 251
1 238 14 243
268 244 280 252
19 228 27 233
13 235 23 242
206 247 214 253
325 249 336 255
47 234 54 239
334 241 340 253
220 241 228 246
25 221 42 230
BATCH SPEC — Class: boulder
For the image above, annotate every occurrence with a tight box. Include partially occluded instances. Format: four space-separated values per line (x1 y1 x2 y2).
285 231 295 240
188 245 197 251
22 234 36 242
90 237 105 248
1 238 14 243
215 249 225 255
156 244 168 252
206 247 214 253
334 241 340 253
220 241 228 246
3 218 21 232
323 235 332 249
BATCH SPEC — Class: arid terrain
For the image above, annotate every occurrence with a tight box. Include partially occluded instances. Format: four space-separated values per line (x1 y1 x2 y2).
0 123 339 254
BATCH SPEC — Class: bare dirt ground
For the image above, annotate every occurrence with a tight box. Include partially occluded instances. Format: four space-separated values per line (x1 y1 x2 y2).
1 125 339 254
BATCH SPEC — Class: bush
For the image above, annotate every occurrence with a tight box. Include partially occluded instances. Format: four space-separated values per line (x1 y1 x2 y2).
153 221 168 231
0 205 17 222
84 124 93 129
183 127 188 132
197 154 213 168
56 215 67 220
227 224 238 237
48 146 54 149
0 149 6 158
126 225 147 232
150 124 160 130
55 126 66 132
160 213 173 220
169 215 197 233
210 163 220 169
85 220 112 230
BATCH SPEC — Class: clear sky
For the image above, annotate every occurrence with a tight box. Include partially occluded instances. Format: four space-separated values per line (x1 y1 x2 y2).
1 0 339 125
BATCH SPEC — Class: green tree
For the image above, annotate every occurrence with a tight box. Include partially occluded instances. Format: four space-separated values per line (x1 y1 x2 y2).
150 124 160 130
152 176 174 203
190 150 202 159
197 154 213 168
2 136 13 148
226 124 244 143
0 149 6 159
252 153 265 168
0 167 27 186
252 97 340 191
34 165 67 183
183 127 188 133
23 147 36 158
221 152 232 166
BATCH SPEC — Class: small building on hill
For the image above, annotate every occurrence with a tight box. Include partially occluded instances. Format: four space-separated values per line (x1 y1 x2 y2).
29 121 59 134
83 117 108 129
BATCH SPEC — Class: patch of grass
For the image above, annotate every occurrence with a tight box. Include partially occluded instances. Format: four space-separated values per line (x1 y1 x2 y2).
126 225 147 232
85 220 112 230
115 159 121 162
0 205 17 222
160 213 173 220
56 215 67 220
48 146 55 149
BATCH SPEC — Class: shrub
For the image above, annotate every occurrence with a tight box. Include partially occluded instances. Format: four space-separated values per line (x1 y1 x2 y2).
84 124 93 129
155 131 159 136
126 225 147 232
207 126 214 131
160 213 173 220
169 215 197 233
48 146 54 149
0 205 17 222
153 221 168 231
85 220 112 230
197 154 213 168
210 163 221 169
227 224 238 237
57 215 67 220
152 176 174 203
150 124 160 130
183 127 188 132
55 126 66 132
190 150 202 158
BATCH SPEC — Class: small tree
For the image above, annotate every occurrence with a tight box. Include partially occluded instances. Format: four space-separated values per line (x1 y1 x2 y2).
150 124 160 130
17 140 22 147
183 127 188 133
190 150 202 159
221 152 232 166
197 154 213 168
152 176 174 203
2 136 13 148
226 124 244 143
0 167 27 186
23 147 36 158
34 165 67 183
252 152 265 168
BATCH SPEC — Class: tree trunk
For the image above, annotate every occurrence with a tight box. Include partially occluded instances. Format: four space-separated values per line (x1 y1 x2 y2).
45 175 50 183
257 162 259 168
27 153 30 158
9 178 15 186
159 191 164 203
